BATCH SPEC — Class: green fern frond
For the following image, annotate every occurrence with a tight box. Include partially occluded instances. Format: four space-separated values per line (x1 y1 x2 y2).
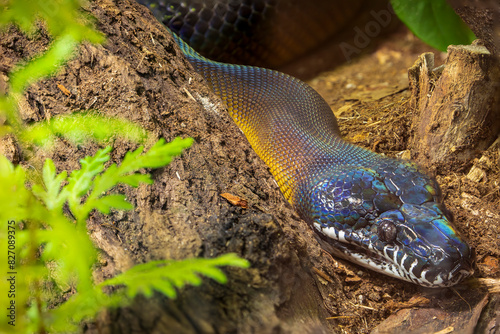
94 194 134 214
0 0 104 42
35 216 98 291
101 254 250 299
0 0 249 332
21 113 149 149
32 160 68 211
119 137 194 174
82 137 193 219
47 286 123 333
0 155 30 221
9 35 78 94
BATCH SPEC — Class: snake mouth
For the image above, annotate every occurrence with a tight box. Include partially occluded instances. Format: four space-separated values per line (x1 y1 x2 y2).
313 222 474 287
316 232 410 282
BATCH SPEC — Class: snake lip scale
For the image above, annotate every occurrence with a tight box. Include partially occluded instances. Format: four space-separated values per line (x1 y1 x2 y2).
139 0 476 287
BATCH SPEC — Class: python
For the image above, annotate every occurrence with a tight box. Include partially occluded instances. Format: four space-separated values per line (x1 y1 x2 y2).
138 0 475 287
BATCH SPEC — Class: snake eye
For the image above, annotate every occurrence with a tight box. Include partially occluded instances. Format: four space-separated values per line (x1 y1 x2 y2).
378 220 397 243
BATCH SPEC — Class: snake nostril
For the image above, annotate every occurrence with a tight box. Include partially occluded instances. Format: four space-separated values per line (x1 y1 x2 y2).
378 219 397 243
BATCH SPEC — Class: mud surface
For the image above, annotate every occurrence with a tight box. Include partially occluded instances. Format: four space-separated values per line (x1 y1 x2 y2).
0 0 498 333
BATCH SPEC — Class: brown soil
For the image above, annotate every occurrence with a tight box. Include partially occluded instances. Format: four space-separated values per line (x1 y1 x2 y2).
0 0 498 333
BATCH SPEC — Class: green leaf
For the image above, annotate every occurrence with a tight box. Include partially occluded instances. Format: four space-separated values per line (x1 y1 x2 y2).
32 159 68 210
21 113 149 148
118 174 153 187
88 164 120 196
210 253 252 269
0 136 195 332
101 254 250 300
0 155 32 221
65 147 112 221
120 137 194 174
0 0 104 43
94 194 133 214
47 286 122 333
390 0 476 51
67 147 111 197
150 281 177 299
10 35 78 94
191 265 227 283
37 215 98 291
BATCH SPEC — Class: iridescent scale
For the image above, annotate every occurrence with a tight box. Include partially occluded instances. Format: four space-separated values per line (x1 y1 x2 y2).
138 0 360 67
138 0 475 287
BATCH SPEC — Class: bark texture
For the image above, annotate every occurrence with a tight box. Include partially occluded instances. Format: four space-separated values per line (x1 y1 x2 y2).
408 45 500 172
448 0 500 55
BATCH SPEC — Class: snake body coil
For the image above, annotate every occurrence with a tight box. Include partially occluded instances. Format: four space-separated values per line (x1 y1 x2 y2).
140 0 474 287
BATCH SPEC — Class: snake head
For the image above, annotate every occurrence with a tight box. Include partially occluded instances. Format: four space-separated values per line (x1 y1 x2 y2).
303 162 475 287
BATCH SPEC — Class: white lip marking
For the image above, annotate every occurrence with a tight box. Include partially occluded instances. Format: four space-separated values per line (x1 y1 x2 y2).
317 225 339 240
313 222 451 287
433 275 444 286
419 270 433 286
393 245 399 266
383 246 391 259
401 254 408 273
409 259 418 277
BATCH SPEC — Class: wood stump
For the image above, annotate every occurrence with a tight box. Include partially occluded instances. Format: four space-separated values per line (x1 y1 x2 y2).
408 43 500 173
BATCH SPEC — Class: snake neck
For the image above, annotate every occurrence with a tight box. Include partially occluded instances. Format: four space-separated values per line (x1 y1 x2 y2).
172 32 357 203
166 28 474 287
173 31 436 218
